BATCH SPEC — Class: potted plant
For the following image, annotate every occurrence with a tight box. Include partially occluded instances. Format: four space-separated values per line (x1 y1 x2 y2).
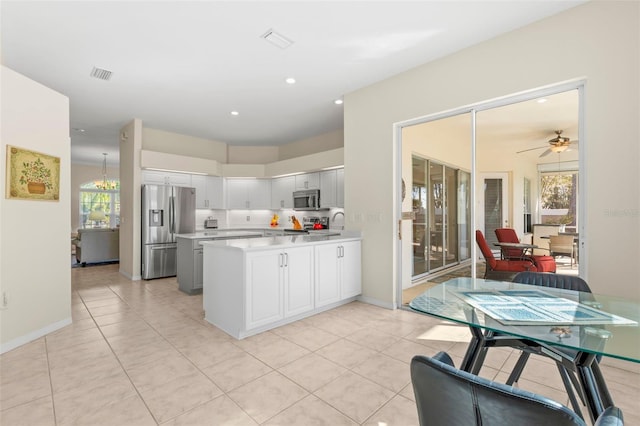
19 157 53 194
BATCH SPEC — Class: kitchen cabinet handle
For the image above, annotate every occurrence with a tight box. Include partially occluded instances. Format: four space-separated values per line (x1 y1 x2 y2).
284 253 289 267
279 253 283 267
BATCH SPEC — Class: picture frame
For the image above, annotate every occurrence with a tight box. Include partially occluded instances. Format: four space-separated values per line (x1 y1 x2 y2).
5 145 60 201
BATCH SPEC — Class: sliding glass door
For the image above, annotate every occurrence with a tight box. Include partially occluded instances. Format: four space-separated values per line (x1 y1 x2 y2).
412 156 470 279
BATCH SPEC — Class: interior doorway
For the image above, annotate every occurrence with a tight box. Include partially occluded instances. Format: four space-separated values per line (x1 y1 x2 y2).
478 172 510 251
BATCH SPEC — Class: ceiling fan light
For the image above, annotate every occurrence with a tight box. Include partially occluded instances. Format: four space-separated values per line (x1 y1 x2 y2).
550 145 568 153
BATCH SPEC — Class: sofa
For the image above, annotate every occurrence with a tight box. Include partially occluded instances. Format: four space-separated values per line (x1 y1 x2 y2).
73 228 119 266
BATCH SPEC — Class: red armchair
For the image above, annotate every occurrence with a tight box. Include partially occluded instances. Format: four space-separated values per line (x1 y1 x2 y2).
494 228 556 273
476 230 537 280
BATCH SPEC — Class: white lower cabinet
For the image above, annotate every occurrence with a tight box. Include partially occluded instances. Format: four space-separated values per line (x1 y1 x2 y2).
203 238 361 339
315 240 362 307
246 246 314 330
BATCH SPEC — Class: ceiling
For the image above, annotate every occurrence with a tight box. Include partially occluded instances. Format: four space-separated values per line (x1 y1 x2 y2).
1 1 584 167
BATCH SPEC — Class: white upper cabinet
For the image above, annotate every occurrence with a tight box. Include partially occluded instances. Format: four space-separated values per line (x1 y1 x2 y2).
320 170 337 208
193 175 225 209
271 176 295 209
226 178 271 210
295 172 320 190
142 170 192 187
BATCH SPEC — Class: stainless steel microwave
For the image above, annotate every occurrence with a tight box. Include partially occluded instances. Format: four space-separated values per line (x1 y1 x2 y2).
293 189 322 211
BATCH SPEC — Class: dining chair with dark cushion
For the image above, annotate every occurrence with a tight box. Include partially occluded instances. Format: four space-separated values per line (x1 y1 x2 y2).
410 351 623 426
489 271 599 419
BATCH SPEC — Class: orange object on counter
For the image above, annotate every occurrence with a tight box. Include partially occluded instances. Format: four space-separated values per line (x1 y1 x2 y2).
291 215 302 230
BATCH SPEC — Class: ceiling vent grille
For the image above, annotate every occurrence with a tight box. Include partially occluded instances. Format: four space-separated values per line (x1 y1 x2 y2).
261 29 294 49
90 67 113 81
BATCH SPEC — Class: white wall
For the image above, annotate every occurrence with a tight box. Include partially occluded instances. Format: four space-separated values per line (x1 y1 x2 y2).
345 1 639 304
0 66 71 353
70 164 119 231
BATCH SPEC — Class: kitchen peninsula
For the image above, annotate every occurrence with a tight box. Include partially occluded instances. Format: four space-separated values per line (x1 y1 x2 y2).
201 232 362 339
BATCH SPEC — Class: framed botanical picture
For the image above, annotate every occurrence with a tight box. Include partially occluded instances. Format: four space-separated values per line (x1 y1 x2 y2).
5 145 60 201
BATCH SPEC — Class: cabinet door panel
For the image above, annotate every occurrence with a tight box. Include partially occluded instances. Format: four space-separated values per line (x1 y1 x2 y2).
340 241 362 299
206 177 225 209
295 172 320 190
271 176 295 209
315 244 341 307
320 170 337 208
284 246 314 317
194 249 203 289
246 251 283 329
226 179 248 209
192 175 207 208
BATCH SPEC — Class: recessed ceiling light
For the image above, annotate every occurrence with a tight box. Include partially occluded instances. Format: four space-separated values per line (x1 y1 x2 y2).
334 99 344 105
285 77 296 84
72 127 85 133
231 111 239 116
537 98 548 104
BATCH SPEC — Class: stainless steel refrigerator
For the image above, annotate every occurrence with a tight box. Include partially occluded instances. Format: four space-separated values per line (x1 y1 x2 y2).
142 184 196 279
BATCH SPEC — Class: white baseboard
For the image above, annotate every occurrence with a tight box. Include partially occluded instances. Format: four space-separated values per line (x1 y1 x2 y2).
0 317 72 355
119 268 141 281
357 295 396 310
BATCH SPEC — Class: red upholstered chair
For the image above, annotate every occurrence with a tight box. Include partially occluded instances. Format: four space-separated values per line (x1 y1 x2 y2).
476 230 537 280
494 228 557 273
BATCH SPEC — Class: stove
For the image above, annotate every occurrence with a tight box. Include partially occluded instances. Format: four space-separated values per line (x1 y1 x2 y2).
302 216 329 230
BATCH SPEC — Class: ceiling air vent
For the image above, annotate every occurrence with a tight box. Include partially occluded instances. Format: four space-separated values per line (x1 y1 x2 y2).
90 66 113 81
261 29 294 49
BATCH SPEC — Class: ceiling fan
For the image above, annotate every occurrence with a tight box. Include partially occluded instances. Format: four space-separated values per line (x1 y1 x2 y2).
517 130 578 157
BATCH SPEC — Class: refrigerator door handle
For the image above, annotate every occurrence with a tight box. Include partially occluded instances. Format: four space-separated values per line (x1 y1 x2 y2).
169 194 175 234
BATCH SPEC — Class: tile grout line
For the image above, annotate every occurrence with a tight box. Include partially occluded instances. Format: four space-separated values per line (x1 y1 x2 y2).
76 281 161 425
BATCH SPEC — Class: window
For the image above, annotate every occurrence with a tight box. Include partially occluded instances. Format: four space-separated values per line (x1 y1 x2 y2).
79 181 120 228
539 171 578 232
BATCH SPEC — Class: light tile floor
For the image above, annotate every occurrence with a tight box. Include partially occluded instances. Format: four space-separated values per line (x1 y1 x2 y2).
1 264 638 425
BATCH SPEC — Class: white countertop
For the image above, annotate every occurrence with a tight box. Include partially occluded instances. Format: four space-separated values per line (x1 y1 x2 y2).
200 231 361 251
176 230 264 240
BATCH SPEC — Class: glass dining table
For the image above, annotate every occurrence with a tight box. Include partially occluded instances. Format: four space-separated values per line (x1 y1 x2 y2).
409 277 640 422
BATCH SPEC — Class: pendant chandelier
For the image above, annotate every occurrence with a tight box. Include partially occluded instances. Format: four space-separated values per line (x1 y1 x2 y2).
95 153 117 190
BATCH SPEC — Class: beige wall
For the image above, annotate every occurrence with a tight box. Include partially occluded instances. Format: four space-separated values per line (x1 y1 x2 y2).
119 119 143 280
345 1 639 304
1 66 71 352
143 126 343 164
228 145 279 164
70 164 119 231
278 129 344 160
142 127 227 163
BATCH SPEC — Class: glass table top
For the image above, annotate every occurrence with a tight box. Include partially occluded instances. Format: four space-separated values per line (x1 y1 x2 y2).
409 277 640 363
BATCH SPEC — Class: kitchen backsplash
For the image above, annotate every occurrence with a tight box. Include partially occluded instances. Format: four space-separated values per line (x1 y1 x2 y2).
196 208 344 229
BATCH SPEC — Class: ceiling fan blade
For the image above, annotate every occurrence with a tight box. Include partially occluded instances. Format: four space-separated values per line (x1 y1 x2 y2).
539 148 553 157
516 146 547 154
